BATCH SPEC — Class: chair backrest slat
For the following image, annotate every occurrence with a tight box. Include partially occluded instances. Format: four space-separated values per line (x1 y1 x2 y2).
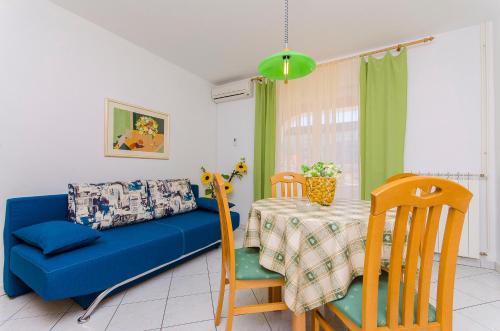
270 172 307 198
417 205 443 325
361 212 387 328
401 207 427 326
436 208 467 330
214 173 236 280
386 206 411 328
362 177 472 331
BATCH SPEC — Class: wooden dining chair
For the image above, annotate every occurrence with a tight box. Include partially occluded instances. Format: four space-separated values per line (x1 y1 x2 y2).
213 174 288 331
270 172 307 198
385 172 417 183
269 171 306 301
386 172 435 258
312 176 473 331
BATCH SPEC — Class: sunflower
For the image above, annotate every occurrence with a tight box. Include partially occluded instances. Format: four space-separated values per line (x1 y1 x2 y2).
201 171 213 185
224 182 234 194
235 161 248 173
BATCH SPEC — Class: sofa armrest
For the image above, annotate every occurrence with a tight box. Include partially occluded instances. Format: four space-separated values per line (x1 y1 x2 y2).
196 197 235 213
4 194 68 297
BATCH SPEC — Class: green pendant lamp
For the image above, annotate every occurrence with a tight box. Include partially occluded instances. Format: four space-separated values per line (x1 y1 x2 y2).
258 0 316 84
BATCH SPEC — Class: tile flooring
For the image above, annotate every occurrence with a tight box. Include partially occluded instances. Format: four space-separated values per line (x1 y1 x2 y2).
1 229 500 330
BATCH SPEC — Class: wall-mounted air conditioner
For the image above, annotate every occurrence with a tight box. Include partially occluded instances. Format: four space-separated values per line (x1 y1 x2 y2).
211 79 253 103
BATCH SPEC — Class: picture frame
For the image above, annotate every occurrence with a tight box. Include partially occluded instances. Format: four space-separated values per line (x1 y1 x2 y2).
104 99 170 160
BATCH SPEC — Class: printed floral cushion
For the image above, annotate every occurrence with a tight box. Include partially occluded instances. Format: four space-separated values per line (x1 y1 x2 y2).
68 180 153 230
147 179 197 218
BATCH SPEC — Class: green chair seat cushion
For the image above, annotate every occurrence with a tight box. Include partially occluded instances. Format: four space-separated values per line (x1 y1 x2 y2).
331 272 436 327
235 248 283 280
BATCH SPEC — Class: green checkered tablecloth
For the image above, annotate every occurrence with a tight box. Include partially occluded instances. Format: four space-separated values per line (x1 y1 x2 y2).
243 198 397 314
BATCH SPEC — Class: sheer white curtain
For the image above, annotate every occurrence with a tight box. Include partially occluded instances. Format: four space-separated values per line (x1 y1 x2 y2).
276 57 360 199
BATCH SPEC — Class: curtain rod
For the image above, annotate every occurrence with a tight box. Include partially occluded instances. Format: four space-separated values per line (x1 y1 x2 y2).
359 36 434 58
250 36 434 82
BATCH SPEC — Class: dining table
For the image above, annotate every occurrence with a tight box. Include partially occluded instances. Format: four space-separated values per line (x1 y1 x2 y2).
243 197 397 331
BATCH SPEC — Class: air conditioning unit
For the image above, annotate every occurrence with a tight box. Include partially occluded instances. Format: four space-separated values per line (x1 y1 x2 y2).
211 79 253 103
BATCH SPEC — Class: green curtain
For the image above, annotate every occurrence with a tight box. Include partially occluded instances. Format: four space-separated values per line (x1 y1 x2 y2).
360 49 408 200
253 80 276 200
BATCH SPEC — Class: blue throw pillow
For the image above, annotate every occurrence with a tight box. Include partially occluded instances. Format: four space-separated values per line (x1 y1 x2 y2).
196 197 234 213
13 221 101 255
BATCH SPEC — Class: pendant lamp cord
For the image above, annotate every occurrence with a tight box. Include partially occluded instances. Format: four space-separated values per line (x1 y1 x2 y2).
284 0 288 49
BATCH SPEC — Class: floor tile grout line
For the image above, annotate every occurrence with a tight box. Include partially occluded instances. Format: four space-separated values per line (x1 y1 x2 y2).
251 288 273 331
205 253 218 330
455 271 496 281
49 302 75 330
171 271 210 278
451 283 500 304
120 297 169 306
3 294 36 322
453 299 500 312
7 312 69 322
454 307 497 331
163 318 215 329
161 271 174 329
169 290 213 299
104 288 127 331
460 314 496 331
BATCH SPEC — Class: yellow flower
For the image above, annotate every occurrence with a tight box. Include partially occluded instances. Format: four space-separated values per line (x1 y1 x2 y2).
235 162 248 173
201 172 213 185
224 182 233 194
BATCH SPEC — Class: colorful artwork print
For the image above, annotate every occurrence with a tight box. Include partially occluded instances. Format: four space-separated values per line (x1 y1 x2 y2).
105 99 169 159
68 180 153 230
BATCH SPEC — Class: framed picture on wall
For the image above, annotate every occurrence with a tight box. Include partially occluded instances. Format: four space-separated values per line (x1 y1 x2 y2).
104 99 170 159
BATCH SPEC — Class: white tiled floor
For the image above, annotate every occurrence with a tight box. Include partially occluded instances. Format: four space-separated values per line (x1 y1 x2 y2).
1 229 500 330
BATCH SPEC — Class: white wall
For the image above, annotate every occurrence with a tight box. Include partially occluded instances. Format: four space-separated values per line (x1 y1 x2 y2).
0 0 217 271
406 25 500 264
406 25 497 264
215 98 255 224
493 17 500 269
405 25 482 173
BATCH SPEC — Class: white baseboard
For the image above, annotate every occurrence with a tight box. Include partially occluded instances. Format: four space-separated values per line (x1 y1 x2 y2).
434 253 495 270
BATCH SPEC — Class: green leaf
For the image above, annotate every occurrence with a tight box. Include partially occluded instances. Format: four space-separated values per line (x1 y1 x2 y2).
205 189 213 196
221 174 230 180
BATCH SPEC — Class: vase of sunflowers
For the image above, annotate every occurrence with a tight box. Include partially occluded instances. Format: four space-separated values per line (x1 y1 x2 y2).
200 157 248 198
301 162 342 206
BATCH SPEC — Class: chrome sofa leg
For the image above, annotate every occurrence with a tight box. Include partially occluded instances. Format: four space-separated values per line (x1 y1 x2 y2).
77 287 114 323
76 240 221 323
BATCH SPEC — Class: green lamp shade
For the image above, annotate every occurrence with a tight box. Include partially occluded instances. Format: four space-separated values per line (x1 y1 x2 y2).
258 50 316 81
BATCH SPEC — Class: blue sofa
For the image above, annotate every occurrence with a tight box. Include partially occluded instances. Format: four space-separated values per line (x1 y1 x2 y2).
3 184 239 319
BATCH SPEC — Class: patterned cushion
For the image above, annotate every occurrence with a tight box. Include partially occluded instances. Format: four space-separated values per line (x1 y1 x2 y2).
330 272 436 327
68 180 153 230
147 179 197 218
235 248 283 280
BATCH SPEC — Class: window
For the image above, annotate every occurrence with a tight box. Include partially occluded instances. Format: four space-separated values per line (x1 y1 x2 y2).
276 57 360 199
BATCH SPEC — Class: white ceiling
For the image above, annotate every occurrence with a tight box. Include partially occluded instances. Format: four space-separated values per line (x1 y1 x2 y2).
51 0 500 84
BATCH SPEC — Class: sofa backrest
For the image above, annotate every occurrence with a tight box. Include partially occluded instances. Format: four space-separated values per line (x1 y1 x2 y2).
3 184 199 297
